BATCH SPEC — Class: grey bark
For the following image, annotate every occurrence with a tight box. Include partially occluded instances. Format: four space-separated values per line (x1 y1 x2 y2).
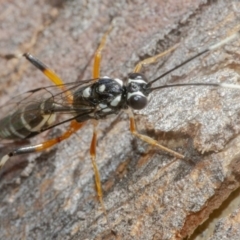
1 1 240 239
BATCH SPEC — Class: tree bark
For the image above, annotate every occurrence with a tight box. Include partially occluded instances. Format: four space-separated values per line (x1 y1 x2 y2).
1 0 240 239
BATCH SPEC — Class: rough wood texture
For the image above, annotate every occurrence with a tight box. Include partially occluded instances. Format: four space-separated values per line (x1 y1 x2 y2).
1 1 240 239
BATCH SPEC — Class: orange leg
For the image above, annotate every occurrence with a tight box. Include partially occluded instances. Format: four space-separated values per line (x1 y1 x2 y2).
0 121 85 169
132 44 185 159
0 54 82 169
24 53 65 86
128 110 184 159
35 121 84 151
90 28 115 222
134 43 179 73
89 120 108 216
92 26 113 79
23 53 73 103
22 29 111 218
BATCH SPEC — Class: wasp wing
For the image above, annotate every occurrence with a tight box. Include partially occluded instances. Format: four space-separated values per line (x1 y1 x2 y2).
0 79 97 140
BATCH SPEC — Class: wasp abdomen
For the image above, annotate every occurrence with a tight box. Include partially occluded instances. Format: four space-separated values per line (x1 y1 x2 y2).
0 100 56 140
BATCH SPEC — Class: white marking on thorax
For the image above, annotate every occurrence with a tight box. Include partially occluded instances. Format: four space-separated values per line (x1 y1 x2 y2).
110 95 121 106
99 103 107 109
88 112 95 117
98 84 106 92
114 78 123 86
83 87 91 98
102 108 112 112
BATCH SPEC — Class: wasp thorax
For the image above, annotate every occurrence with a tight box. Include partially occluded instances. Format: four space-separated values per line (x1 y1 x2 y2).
126 73 148 110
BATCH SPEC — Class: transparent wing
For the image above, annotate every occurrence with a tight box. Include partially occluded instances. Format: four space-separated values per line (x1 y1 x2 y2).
0 79 97 139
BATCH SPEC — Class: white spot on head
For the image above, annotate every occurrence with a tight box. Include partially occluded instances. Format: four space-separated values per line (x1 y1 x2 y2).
103 76 110 79
110 95 121 106
127 91 146 100
114 78 123 86
98 84 106 92
128 79 147 84
83 87 91 98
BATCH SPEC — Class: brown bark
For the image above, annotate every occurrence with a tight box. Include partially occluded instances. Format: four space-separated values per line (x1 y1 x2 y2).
1 0 240 239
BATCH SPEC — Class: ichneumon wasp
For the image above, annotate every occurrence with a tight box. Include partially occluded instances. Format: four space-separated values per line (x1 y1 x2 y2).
0 27 240 223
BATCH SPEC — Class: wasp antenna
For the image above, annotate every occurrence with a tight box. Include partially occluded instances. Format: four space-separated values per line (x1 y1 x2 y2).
147 29 240 87
209 31 240 50
220 83 240 89
149 82 240 91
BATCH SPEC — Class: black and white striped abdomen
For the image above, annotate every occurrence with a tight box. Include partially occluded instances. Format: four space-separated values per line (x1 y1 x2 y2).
0 101 56 140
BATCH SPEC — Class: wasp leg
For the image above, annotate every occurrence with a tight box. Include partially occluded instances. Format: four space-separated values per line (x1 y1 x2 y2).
89 120 109 218
134 43 179 73
86 23 114 220
92 26 113 79
23 53 65 86
91 28 115 227
0 121 84 170
128 110 184 159
23 53 73 103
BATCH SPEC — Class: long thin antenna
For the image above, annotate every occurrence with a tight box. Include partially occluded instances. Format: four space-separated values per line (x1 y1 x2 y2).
148 82 240 91
147 30 240 88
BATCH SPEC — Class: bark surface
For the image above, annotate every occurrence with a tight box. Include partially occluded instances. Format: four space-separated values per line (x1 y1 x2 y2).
1 1 240 239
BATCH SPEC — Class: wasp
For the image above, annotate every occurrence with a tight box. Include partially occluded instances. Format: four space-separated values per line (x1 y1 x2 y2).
0 28 240 218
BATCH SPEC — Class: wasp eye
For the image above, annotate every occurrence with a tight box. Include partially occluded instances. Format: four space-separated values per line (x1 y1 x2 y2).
128 94 148 110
